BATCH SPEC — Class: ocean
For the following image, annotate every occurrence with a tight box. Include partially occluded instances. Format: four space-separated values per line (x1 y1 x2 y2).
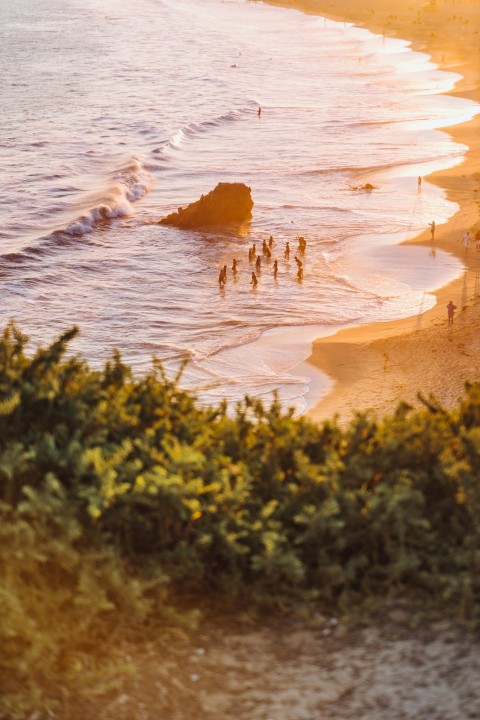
1 0 478 412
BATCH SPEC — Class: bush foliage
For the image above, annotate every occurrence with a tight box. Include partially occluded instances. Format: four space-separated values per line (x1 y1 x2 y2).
1 322 480 716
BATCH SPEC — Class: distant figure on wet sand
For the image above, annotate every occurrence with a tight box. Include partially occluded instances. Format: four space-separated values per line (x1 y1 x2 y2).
273 259 278 278
294 255 303 270
257 107 261 117
429 221 435 240
284 242 290 260
250 271 258 289
447 300 457 326
232 258 239 274
297 236 306 253
218 265 227 287
255 256 261 272
463 231 471 252
269 235 274 248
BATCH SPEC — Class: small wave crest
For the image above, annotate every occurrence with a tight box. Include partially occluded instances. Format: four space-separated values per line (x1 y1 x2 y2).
0 157 155 268
302 150 465 178
153 104 256 157
59 156 154 237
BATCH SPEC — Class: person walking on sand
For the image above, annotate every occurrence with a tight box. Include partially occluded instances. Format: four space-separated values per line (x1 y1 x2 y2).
232 258 239 274
273 259 278 278
269 235 274 248
447 300 457 326
255 255 261 272
257 107 261 117
429 221 435 240
294 255 302 270
250 271 258 289
284 242 290 260
463 231 471 252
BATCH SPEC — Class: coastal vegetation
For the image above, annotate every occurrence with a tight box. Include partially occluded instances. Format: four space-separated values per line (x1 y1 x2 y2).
1 322 480 717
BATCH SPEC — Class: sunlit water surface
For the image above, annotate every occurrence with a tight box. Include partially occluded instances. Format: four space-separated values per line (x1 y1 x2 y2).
0 0 478 411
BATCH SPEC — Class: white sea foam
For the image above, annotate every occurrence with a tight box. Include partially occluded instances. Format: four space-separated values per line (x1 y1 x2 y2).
61 159 155 237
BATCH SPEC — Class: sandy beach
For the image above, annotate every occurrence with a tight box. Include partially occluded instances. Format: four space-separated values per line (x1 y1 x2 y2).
93 611 480 720
267 0 480 423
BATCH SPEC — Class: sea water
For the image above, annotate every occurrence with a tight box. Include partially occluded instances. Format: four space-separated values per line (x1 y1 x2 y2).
0 0 477 412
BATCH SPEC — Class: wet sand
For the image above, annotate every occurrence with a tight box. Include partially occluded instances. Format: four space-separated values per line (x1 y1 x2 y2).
269 0 480 423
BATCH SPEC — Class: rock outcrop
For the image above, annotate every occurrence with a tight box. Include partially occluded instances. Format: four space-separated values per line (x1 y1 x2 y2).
159 182 253 229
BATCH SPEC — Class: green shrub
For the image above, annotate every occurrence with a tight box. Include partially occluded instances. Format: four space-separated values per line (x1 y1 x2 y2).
1 323 480 715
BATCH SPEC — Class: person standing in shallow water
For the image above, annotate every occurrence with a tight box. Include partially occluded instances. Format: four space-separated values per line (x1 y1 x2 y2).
284 242 290 260
447 300 457 326
273 259 278 279
218 266 227 287
250 271 258 289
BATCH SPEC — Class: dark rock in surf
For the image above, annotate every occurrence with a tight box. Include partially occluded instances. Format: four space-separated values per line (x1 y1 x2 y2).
159 182 253 229
350 182 376 191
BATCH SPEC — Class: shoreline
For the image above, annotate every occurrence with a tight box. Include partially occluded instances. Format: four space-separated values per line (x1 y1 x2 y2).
267 0 480 422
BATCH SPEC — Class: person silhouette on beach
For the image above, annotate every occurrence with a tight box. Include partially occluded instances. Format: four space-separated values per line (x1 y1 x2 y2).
269 235 274 248
294 256 302 270
284 242 290 260
257 107 261 117
273 259 278 278
232 258 239 274
297 236 306 253
447 300 457 326
429 221 435 240
297 267 303 281
250 271 258 289
255 256 261 272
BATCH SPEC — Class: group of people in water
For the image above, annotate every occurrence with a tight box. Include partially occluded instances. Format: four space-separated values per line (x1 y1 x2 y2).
218 235 307 290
